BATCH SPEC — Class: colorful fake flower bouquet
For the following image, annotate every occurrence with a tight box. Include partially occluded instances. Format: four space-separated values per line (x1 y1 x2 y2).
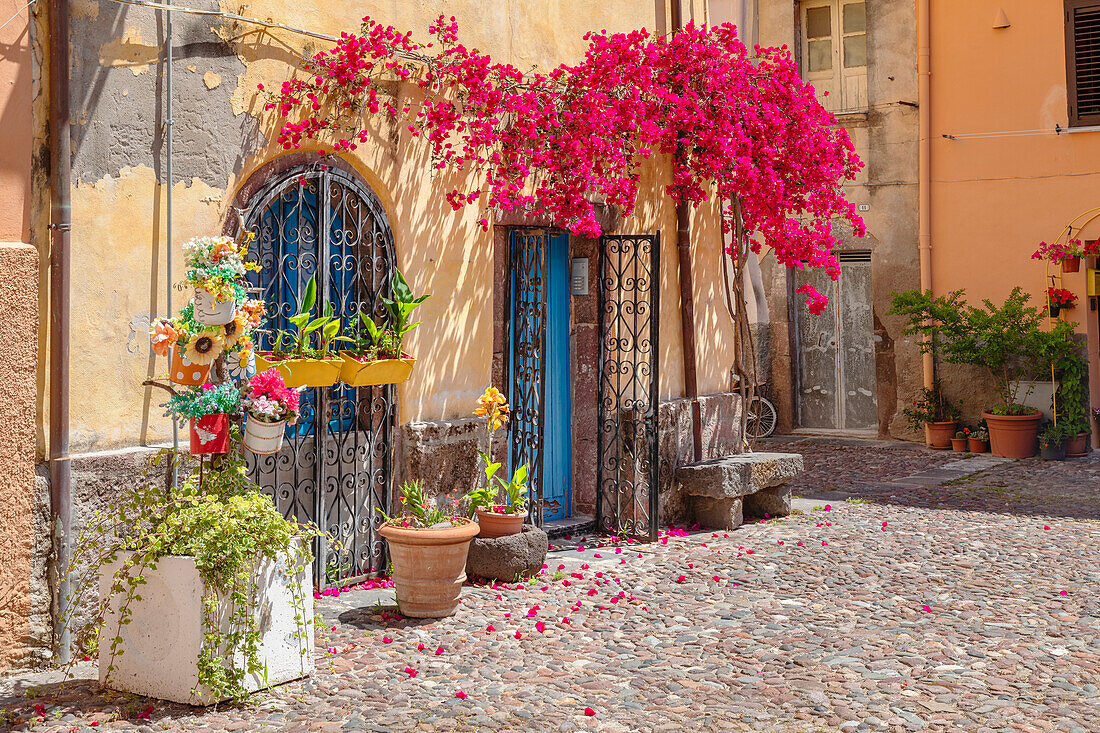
162 382 241 426
181 234 258 304
1048 287 1077 309
243 368 301 424
150 298 266 365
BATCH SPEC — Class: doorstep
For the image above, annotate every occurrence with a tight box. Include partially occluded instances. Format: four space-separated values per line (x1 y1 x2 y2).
542 513 595 538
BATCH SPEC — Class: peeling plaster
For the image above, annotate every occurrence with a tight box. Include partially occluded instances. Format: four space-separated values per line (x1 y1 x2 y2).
98 26 158 77
203 71 221 89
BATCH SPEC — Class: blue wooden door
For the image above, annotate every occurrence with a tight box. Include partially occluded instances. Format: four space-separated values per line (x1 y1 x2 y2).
509 230 572 522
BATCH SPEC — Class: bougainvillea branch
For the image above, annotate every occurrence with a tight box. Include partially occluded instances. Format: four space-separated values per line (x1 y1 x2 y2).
265 16 864 313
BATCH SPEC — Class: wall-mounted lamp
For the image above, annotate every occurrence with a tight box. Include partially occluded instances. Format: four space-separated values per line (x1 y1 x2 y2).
993 9 1010 29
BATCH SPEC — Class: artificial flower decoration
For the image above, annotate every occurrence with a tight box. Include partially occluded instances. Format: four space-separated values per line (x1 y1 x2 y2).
244 368 301 424
150 319 179 358
184 329 226 365
222 313 248 349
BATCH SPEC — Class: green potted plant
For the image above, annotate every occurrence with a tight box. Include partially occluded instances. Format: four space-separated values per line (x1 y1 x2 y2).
1039 422 1069 461
950 429 968 452
466 387 530 538
255 274 348 387
968 426 989 453
378 479 479 618
902 379 961 449
340 270 429 387
891 287 1055 458
162 382 241 455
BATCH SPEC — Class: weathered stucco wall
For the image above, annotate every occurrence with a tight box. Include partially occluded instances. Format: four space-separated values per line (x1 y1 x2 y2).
756 0 922 439
47 0 736 455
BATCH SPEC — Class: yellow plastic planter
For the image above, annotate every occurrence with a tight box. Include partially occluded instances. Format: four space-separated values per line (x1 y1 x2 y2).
254 352 343 388
339 351 416 387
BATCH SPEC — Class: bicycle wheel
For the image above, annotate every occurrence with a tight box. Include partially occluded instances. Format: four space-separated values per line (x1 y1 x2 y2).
746 396 778 438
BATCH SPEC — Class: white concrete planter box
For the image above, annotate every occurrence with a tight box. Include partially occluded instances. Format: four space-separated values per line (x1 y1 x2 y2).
98 550 314 705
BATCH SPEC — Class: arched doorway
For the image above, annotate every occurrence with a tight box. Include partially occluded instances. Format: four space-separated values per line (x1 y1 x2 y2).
240 163 396 587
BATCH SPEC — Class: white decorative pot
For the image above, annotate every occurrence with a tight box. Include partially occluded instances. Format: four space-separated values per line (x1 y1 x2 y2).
98 549 314 705
193 287 237 326
244 417 287 455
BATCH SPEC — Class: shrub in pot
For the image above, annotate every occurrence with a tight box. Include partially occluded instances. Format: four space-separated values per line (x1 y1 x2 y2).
242 368 301 455
1039 422 1068 461
902 379 960 449
340 270 428 386
890 287 1070 458
1051 337 1091 458
466 387 531 538
379 480 479 618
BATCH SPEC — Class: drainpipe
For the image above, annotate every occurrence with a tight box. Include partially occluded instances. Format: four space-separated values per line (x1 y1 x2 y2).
48 0 73 664
917 0 933 389
671 0 704 461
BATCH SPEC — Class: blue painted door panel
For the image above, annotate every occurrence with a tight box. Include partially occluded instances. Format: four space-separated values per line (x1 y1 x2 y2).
542 233 572 520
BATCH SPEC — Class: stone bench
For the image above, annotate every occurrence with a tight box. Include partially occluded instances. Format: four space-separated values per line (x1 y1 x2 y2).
675 452 804 530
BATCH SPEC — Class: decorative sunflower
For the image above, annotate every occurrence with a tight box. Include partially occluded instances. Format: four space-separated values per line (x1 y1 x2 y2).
183 329 225 365
222 313 247 349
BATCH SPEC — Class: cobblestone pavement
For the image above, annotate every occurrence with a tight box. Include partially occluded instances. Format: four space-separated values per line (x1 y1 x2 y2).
2 439 1098 732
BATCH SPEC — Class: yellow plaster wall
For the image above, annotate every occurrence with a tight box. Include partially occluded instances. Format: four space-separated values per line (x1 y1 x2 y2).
58 0 735 452
930 0 1100 327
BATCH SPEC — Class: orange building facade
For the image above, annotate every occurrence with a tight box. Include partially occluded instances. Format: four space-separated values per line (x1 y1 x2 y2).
928 0 1100 437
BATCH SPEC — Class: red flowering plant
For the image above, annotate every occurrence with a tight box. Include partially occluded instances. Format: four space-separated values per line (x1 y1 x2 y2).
1048 287 1077 309
264 16 863 316
1032 239 1084 264
243 368 302 424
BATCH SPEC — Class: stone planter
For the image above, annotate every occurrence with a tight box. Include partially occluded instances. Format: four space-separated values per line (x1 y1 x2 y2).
98 550 314 705
1065 432 1090 457
983 410 1041 458
923 421 957 450
466 525 548 581
380 519 480 618
476 509 525 538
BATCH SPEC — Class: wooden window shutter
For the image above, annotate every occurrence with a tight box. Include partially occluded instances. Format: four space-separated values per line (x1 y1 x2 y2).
1066 0 1100 127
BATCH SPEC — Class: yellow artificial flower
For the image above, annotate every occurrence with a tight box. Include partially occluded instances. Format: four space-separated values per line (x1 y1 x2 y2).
183 329 225 365
222 313 247 349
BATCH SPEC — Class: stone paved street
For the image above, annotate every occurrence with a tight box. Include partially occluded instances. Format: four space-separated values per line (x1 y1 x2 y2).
2 440 1098 732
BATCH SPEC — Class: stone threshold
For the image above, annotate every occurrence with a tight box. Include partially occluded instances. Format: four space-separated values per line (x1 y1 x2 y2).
542 514 595 538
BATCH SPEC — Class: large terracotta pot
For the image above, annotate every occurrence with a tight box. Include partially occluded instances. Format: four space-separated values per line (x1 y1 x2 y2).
476 509 525 538
1065 432 1090 458
380 519 480 618
982 410 1042 458
923 421 957 449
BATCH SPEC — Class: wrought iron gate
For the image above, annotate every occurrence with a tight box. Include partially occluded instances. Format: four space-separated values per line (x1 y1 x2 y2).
596 233 660 541
243 165 396 588
506 229 547 527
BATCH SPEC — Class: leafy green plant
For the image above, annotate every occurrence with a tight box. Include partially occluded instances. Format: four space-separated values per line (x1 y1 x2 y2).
349 270 429 360
464 386 530 516
379 480 456 528
162 382 241 425
61 448 317 703
901 379 961 431
890 288 1057 414
1039 421 1070 446
271 274 350 359
495 464 529 512
1045 321 1091 436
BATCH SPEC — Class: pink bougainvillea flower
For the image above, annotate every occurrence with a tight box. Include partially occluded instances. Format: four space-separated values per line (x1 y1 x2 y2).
580 564 590 570
417 642 426 651
584 707 596 716
557 564 566 570
778 541 784 545
382 636 393 644
796 542 803 546
435 645 445 655
514 630 523 639
615 548 622 554
620 559 626 564
712 575 721 582
822 541 828 546
536 621 547 633
593 553 602 558
456 690 468 699
676 575 687 583
562 617 572 624
921 605 932 612
527 606 540 616
486 624 496 632
823 505 832 512
327 647 337 654
1044 526 1051 530
136 706 153 720
404 666 419 678
1060 590 1068 596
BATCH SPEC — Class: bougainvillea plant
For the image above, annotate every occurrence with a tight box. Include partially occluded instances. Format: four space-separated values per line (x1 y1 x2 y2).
264 16 864 314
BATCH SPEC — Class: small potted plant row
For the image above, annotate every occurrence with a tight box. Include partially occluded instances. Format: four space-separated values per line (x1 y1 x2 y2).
903 379 961 449
255 270 429 389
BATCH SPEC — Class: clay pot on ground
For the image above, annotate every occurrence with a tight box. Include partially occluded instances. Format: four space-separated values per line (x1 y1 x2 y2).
192 288 237 326
1065 432 1090 458
379 519 480 618
950 437 968 452
967 438 988 453
190 414 230 455
982 410 1042 458
1062 256 1081 273
244 417 286 455
923 421 957 450
476 509 525 538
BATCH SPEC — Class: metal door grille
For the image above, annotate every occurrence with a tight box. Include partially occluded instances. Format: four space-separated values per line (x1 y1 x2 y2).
243 165 396 588
596 233 660 541
507 229 548 526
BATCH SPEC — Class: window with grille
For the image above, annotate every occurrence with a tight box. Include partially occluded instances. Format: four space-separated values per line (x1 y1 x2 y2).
1067 1 1100 127
800 0 867 114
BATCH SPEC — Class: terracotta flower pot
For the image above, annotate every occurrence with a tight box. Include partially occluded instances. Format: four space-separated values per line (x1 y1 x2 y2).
476 509 525 538
967 438 988 453
1065 432 1090 458
923 421 957 450
169 348 211 386
244 417 286 455
189 414 230 454
380 519 480 618
1062 256 1081 273
950 437 968 452
982 410 1041 458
